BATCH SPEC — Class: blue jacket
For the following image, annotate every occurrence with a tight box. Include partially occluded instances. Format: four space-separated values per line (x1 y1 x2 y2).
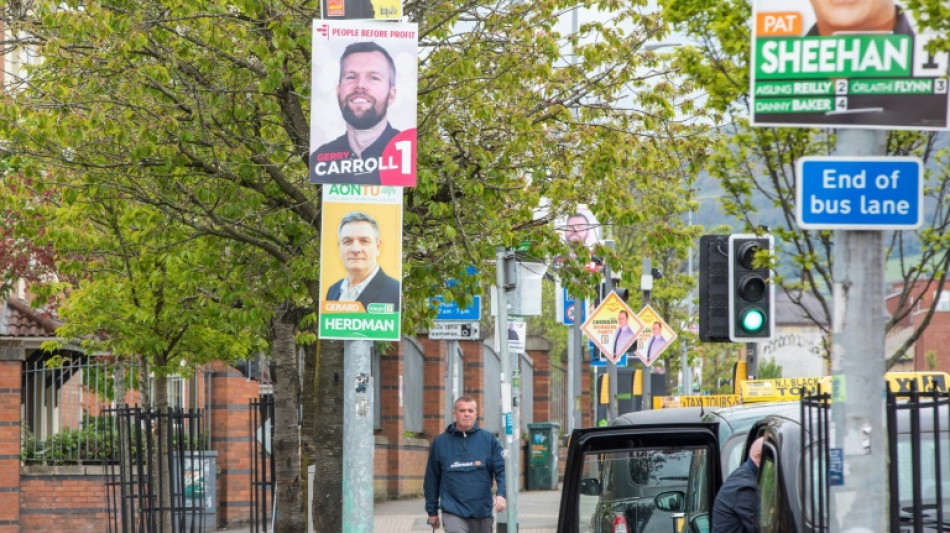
424 422 506 518
711 457 759 533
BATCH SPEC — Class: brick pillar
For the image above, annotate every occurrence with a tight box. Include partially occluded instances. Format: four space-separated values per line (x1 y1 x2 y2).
419 337 449 438
526 335 554 422
0 358 22 533
376 342 403 499
209 362 259 527
458 339 486 407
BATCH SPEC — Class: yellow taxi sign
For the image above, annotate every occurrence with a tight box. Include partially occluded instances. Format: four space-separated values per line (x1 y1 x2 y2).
653 394 741 409
885 372 949 395
740 377 824 403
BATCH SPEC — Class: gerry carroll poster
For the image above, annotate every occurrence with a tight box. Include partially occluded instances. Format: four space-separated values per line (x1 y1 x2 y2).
751 0 949 130
310 20 418 186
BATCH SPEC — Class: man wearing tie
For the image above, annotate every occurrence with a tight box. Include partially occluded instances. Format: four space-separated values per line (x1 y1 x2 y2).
644 321 667 365
609 311 637 357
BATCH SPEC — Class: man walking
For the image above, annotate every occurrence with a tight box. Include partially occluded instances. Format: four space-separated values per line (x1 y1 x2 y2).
712 436 764 532
424 397 506 532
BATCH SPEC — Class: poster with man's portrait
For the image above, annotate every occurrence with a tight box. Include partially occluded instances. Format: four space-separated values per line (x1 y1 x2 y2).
556 206 601 249
319 185 403 341
751 0 949 129
310 20 418 186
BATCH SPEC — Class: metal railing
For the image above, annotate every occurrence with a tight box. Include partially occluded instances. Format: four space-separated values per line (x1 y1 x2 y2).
21 357 209 465
249 395 275 533
801 385 950 532
887 386 949 533
104 406 211 533
800 391 831 532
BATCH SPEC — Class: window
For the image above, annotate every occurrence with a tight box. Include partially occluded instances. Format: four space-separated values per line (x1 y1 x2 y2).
576 447 707 533
936 290 950 312
758 447 780 530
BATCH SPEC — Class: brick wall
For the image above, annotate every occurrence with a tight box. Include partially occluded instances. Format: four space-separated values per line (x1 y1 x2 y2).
209 361 260 527
20 468 108 532
0 360 21 533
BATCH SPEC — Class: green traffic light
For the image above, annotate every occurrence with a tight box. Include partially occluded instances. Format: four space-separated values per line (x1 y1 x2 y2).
740 308 766 333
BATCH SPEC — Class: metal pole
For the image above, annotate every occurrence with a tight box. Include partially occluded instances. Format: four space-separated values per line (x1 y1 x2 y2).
603 241 618 422
496 247 518 531
342 339 374 532
683 210 694 395
641 258 653 411
829 128 888 532
572 303 583 431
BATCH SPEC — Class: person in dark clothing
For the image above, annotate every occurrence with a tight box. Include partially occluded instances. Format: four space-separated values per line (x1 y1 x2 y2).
424 397 506 533
712 436 764 533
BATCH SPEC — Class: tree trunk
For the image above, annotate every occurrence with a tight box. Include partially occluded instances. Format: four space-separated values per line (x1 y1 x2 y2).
311 338 345 531
273 302 305 532
152 364 172 533
299 338 317 528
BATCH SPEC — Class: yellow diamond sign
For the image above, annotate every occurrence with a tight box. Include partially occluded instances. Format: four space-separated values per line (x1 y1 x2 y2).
581 292 644 364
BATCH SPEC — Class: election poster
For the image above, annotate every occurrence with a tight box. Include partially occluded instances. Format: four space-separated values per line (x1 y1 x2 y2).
310 20 418 186
321 0 402 20
581 292 645 365
319 184 403 341
633 305 678 367
750 0 949 130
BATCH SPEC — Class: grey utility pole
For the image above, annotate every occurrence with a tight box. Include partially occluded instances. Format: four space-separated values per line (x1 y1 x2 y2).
495 247 519 531
640 258 653 411
829 129 888 531
342 340 374 531
568 299 583 434
602 240 621 421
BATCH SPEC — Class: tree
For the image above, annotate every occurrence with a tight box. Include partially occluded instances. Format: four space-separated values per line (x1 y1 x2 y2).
0 0 708 527
660 0 950 369
0 162 57 299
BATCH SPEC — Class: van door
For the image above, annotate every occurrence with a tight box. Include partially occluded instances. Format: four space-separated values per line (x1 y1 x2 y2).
557 423 723 533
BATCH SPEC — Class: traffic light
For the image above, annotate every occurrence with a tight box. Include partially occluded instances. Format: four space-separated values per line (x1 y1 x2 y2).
699 235 730 342
728 234 774 342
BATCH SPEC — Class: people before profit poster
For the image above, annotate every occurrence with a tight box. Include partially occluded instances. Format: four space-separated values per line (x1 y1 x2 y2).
310 20 418 186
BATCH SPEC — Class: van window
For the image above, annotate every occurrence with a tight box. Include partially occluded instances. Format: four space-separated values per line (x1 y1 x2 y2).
576 447 708 533
758 448 779 530
895 432 950 508
720 431 749 476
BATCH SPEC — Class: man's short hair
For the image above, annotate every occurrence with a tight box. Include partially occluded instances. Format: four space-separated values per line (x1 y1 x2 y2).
339 211 380 240
339 41 397 88
454 396 477 409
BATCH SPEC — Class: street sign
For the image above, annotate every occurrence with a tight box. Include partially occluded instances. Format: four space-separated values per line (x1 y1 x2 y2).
556 285 587 325
429 322 480 340
795 156 923 230
634 305 678 367
581 292 644 365
434 295 481 321
749 0 949 130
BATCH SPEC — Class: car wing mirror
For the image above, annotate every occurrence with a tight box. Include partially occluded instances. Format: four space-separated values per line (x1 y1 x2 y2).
689 513 710 533
578 477 602 496
654 490 687 512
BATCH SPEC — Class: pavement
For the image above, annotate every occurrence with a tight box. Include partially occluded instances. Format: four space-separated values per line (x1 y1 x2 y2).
217 488 562 532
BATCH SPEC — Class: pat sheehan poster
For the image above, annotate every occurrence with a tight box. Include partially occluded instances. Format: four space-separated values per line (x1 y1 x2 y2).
310 20 418 186
319 185 403 341
751 0 949 130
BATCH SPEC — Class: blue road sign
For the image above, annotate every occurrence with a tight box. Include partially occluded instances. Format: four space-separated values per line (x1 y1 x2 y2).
434 295 481 321
796 156 923 230
589 340 627 367
561 288 587 325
